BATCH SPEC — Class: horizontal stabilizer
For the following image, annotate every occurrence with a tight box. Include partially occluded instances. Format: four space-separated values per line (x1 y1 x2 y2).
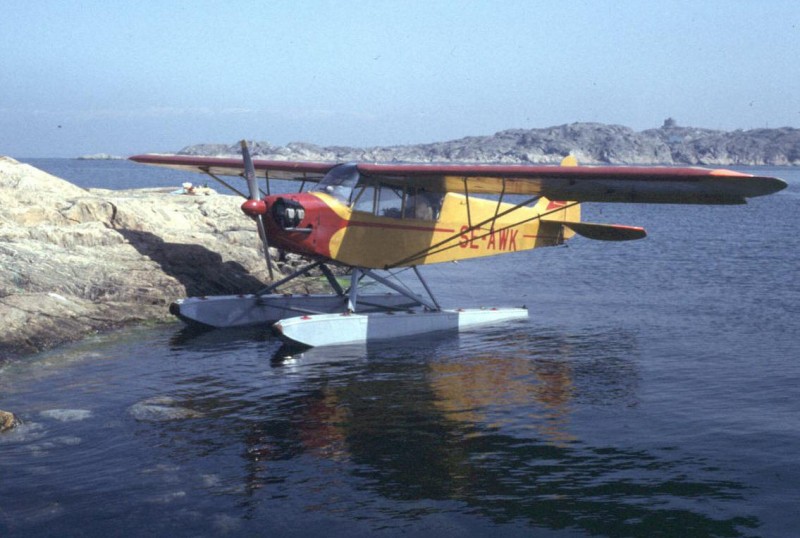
553 220 647 241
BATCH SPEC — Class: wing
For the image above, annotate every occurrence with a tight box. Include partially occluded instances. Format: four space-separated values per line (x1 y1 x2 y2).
130 154 787 204
128 154 334 181
356 163 787 204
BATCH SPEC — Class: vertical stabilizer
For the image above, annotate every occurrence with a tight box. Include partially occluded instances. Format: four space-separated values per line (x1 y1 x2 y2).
535 155 581 242
560 154 578 167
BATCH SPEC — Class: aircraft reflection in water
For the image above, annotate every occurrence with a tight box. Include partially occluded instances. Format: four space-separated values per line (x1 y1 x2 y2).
431 356 575 444
198 331 753 536
428 349 577 446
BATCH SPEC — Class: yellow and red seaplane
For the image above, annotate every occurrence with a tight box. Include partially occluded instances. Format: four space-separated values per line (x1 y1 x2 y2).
131 142 786 347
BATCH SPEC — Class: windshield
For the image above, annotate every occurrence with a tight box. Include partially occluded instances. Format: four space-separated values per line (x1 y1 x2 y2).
313 163 360 203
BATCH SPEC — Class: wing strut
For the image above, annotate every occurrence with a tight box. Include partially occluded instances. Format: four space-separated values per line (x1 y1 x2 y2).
492 177 507 233
413 266 441 311
463 177 473 230
199 168 248 198
346 268 438 311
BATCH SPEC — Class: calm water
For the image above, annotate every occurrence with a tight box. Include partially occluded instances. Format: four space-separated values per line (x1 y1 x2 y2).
2 160 799 537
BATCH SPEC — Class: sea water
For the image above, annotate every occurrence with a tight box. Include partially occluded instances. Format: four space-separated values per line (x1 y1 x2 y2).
1 159 798 537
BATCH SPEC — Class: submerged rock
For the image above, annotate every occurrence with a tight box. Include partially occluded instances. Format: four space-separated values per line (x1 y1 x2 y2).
39 409 93 422
0 409 21 432
129 396 204 421
0 157 319 359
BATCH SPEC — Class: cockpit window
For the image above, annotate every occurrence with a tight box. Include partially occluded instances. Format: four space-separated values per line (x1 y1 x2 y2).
313 163 360 203
405 189 441 220
377 185 404 218
376 186 443 220
314 166 444 221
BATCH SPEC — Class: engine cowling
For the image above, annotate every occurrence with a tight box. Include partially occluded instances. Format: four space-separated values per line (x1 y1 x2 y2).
270 197 306 229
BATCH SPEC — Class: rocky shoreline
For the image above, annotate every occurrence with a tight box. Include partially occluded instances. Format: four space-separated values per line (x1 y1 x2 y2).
0 157 315 361
178 120 800 166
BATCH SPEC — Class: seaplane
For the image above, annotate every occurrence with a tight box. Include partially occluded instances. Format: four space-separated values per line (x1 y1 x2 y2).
130 141 787 348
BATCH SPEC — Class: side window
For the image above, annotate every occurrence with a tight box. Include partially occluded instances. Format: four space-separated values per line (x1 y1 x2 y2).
377 185 404 218
404 189 443 220
352 185 377 214
368 183 444 220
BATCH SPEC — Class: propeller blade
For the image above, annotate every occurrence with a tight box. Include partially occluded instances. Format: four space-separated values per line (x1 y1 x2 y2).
255 215 274 280
240 139 260 200
240 140 274 281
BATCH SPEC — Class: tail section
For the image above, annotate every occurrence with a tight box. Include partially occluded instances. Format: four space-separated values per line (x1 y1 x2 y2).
559 154 578 167
538 154 646 243
534 155 581 245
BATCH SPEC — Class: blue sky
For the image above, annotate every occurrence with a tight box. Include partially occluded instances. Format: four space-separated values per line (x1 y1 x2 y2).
2 0 799 157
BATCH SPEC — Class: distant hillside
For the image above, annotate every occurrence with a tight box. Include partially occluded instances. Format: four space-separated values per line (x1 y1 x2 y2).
178 120 800 166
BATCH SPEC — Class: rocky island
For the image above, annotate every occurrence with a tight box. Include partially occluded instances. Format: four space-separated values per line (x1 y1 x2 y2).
179 120 800 166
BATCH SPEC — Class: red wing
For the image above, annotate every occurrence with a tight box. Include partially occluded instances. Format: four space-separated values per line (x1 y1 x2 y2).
130 155 787 204
129 154 334 181
356 162 787 204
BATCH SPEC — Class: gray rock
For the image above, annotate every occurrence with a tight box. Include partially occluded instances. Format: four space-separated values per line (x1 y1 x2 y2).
0 157 318 359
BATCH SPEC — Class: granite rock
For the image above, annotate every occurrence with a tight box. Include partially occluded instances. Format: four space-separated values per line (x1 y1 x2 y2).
0 157 314 359
0 409 21 432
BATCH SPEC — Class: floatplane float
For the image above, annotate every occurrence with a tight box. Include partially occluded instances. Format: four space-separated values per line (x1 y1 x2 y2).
131 142 786 347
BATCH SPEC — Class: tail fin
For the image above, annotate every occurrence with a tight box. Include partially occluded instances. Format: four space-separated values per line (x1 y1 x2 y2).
560 154 578 167
543 154 645 241
536 155 581 242
553 155 580 223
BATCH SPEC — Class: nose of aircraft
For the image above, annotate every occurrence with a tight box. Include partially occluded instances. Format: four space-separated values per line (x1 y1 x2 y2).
241 199 268 216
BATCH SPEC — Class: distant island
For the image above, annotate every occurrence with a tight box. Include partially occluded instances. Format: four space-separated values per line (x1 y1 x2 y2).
177 119 800 166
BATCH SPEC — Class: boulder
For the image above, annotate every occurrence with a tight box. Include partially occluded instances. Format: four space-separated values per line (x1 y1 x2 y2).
128 396 204 421
0 157 318 359
0 409 21 432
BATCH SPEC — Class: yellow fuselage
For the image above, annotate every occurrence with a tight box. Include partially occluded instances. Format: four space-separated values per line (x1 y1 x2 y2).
306 192 579 268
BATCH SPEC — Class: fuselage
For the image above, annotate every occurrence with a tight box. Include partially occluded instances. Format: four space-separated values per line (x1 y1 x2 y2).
242 164 578 269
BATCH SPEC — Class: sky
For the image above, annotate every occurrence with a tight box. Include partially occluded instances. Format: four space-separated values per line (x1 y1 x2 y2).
2 0 799 157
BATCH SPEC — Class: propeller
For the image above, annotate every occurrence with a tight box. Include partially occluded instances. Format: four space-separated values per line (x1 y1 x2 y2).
240 140 275 281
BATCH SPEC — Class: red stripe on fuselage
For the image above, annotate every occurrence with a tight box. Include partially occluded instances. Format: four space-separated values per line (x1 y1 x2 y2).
348 220 456 233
